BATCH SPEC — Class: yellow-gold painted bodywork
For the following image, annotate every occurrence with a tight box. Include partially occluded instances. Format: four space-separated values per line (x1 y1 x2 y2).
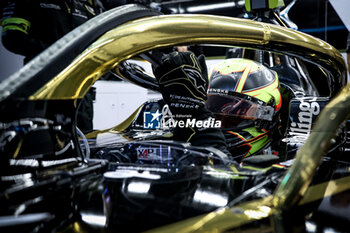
25 14 350 232
29 14 345 100
147 82 350 231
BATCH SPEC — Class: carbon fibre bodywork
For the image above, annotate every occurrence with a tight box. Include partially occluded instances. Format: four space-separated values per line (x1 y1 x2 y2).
1 4 350 233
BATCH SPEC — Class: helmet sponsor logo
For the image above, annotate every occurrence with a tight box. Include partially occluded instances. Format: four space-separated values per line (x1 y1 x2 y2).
208 88 229 94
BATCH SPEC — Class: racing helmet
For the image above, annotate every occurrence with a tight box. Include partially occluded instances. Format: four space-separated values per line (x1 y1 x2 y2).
205 58 282 158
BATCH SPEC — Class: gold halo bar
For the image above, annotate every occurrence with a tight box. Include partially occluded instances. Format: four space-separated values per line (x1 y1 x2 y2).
273 83 350 210
27 14 350 232
29 14 345 100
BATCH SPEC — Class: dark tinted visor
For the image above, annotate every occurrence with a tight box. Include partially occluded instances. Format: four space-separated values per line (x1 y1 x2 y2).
206 94 274 129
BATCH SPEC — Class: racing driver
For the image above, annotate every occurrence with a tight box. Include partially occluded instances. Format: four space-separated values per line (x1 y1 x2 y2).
153 51 282 160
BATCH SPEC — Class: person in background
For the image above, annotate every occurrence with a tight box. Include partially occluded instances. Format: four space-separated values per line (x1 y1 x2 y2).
0 0 125 133
1 0 103 64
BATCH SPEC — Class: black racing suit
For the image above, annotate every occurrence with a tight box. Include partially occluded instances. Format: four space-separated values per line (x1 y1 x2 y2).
1 0 100 63
1 0 102 133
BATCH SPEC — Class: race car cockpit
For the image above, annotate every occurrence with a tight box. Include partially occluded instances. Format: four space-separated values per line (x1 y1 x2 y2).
98 42 345 165
1 3 349 232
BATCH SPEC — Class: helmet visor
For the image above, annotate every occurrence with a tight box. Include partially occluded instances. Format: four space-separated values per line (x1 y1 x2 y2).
206 93 274 129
